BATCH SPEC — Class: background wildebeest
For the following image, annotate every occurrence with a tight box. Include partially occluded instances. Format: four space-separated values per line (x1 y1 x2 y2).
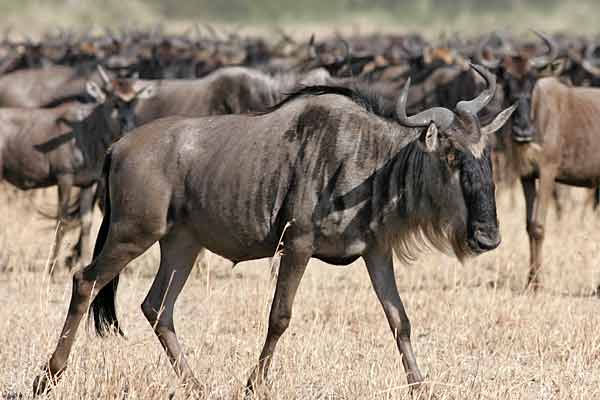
122 66 332 126
515 77 600 289
0 68 153 271
32 64 516 396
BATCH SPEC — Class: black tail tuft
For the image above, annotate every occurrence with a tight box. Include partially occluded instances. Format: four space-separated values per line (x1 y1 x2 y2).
86 151 125 337
90 275 123 337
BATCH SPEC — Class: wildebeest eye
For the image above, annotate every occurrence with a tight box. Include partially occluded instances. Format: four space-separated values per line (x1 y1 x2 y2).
446 151 460 167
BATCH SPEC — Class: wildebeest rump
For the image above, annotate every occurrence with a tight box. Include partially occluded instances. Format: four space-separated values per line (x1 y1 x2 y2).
0 65 104 108
33 64 515 395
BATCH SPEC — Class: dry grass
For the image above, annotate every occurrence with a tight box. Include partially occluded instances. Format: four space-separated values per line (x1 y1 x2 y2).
1 182 600 400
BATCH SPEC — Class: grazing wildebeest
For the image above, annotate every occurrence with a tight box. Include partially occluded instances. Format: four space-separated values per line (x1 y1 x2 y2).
121 66 332 126
33 64 515 396
512 77 600 289
0 72 153 270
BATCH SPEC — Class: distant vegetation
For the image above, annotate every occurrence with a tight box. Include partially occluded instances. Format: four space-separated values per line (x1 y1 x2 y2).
0 0 598 36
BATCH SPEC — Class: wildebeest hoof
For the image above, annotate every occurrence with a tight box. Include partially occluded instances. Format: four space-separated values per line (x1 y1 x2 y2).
32 373 50 397
410 382 437 399
32 367 61 397
525 281 542 293
243 377 269 400
167 378 203 399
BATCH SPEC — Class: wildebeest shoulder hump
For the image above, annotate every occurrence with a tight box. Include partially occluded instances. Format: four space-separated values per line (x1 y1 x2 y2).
284 105 336 143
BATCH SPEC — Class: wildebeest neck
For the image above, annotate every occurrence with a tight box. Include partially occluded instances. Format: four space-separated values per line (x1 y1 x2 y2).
72 104 119 169
376 141 470 262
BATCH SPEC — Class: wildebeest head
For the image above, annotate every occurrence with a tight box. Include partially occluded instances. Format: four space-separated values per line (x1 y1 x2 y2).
478 31 558 142
567 43 600 86
85 66 155 134
397 64 516 256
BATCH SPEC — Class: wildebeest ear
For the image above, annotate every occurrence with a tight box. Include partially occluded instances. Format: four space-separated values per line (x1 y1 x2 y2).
86 81 106 103
481 103 517 136
420 123 439 152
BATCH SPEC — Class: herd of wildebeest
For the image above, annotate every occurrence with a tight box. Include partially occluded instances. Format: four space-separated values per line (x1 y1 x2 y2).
2 26 600 395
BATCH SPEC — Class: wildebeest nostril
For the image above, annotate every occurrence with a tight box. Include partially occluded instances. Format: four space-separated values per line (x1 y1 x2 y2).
474 229 501 250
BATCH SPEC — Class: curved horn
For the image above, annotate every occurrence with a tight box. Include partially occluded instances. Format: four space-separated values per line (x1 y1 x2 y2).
582 59 600 77
585 43 600 63
308 33 317 59
396 78 455 130
529 30 558 69
339 37 350 62
476 35 501 69
566 47 600 76
456 63 497 116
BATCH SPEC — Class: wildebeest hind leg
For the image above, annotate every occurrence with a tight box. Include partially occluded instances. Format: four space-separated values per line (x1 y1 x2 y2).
48 178 73 275
67 184 96 269
33 220 162 395
246 246 310 395
364 246 425 390
141 227 203 393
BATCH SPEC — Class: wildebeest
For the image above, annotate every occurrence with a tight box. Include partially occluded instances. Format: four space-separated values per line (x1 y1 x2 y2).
33 64 515 395
512 77 600 289
127 64 477 130
0 65 104 108
0 71 153 270
120 66 332 126
477 31 558 142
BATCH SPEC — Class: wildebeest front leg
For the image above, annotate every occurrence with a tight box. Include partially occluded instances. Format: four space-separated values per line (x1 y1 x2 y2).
48 177 73 274
246 247 310 394
364 247 425 388
141 227 203 392
523 171 555 291
521 176 536 285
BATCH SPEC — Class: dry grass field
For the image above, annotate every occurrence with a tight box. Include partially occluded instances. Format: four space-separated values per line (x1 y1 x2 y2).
1 182 600 400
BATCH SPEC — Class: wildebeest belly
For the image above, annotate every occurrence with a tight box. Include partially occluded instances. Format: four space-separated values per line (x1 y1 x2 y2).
185 210 279 263
557 153 600 187
3 154 53 189
555 176 596 187
4 170 54 189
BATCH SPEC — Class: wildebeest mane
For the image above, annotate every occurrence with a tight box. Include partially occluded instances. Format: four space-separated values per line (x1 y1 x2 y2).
261 83 397 120
381 144 472 264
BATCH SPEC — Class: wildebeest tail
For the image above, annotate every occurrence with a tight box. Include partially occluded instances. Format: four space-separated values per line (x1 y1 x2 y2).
87 150 124 337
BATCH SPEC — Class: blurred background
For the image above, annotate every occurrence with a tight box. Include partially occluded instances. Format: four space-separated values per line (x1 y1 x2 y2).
0 0 597 36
